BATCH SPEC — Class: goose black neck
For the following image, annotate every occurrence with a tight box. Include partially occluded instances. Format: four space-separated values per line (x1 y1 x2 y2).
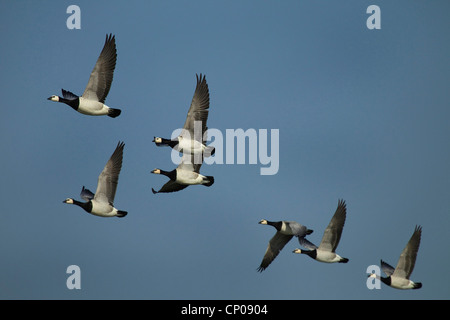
381 276 391 286
72 199 93 213
61 96 80 110
159 169 177 181
267 221 283 231
163 138 178 148
301 249 317 259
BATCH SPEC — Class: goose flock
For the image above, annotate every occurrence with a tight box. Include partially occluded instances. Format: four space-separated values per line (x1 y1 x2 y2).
52 34 423 291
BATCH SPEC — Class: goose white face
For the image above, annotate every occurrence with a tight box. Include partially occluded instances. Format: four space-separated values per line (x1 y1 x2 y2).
153 137 162 144
151 169 161 174
293 248 302 254
63 198 74 204
49 95 59 102
259 219 268 225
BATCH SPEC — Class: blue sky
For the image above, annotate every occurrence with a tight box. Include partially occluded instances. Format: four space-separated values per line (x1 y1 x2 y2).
1 1 449 300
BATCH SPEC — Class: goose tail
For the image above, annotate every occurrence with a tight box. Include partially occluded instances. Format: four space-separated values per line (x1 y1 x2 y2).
413 282 422 289
203 176 214 187
117 210 128 217
108 108 122 118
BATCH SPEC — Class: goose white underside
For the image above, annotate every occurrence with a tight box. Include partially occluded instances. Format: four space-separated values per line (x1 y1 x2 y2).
78 97 111 116
176 170 209 185
389 277 418 289
176 137 207 153
315 250 345 263
91 200 120 217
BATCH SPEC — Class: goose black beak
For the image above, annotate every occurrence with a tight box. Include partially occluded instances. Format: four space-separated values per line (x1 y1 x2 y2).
47 97 52 100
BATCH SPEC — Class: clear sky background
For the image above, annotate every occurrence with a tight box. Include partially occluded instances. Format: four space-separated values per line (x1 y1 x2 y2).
1 1 449 300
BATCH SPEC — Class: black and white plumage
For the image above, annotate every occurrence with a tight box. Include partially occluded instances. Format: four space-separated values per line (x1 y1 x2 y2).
48 34 121 118
63 141 127 217
257 220 313 272
152 74 215 157
293 199 349 263
151 153 214 194
369 225 422 289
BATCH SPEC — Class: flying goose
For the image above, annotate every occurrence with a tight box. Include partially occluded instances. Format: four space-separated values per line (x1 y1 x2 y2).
63 141 127 217
153 74 215 157
48 34 121 118
293 199 349 263
151 153 214 194
257 220 313 272
368 225 422 289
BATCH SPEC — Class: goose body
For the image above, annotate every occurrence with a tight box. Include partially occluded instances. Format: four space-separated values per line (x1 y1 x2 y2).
368 226 422 289
48 34 121 118
153 74 214 157
257 220 313 272
63 197 124 218
63 142 127 218
293 247 347 263
151 153 214 194
293 199 349 263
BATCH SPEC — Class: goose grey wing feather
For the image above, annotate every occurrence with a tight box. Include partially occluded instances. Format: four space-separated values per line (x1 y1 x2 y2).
258 233 293 272
381 260 396 277
94 141 124 204
181 74 210 142
152 181 189 194
286 221 310 237
393 225 422 279
318 199 347 252
80 186 95 201
298 237 318 250
82 34 117 103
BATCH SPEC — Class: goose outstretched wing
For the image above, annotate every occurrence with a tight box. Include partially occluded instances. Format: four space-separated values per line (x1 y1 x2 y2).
82 34 117 103
94 141 124 204
181 74 210 142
